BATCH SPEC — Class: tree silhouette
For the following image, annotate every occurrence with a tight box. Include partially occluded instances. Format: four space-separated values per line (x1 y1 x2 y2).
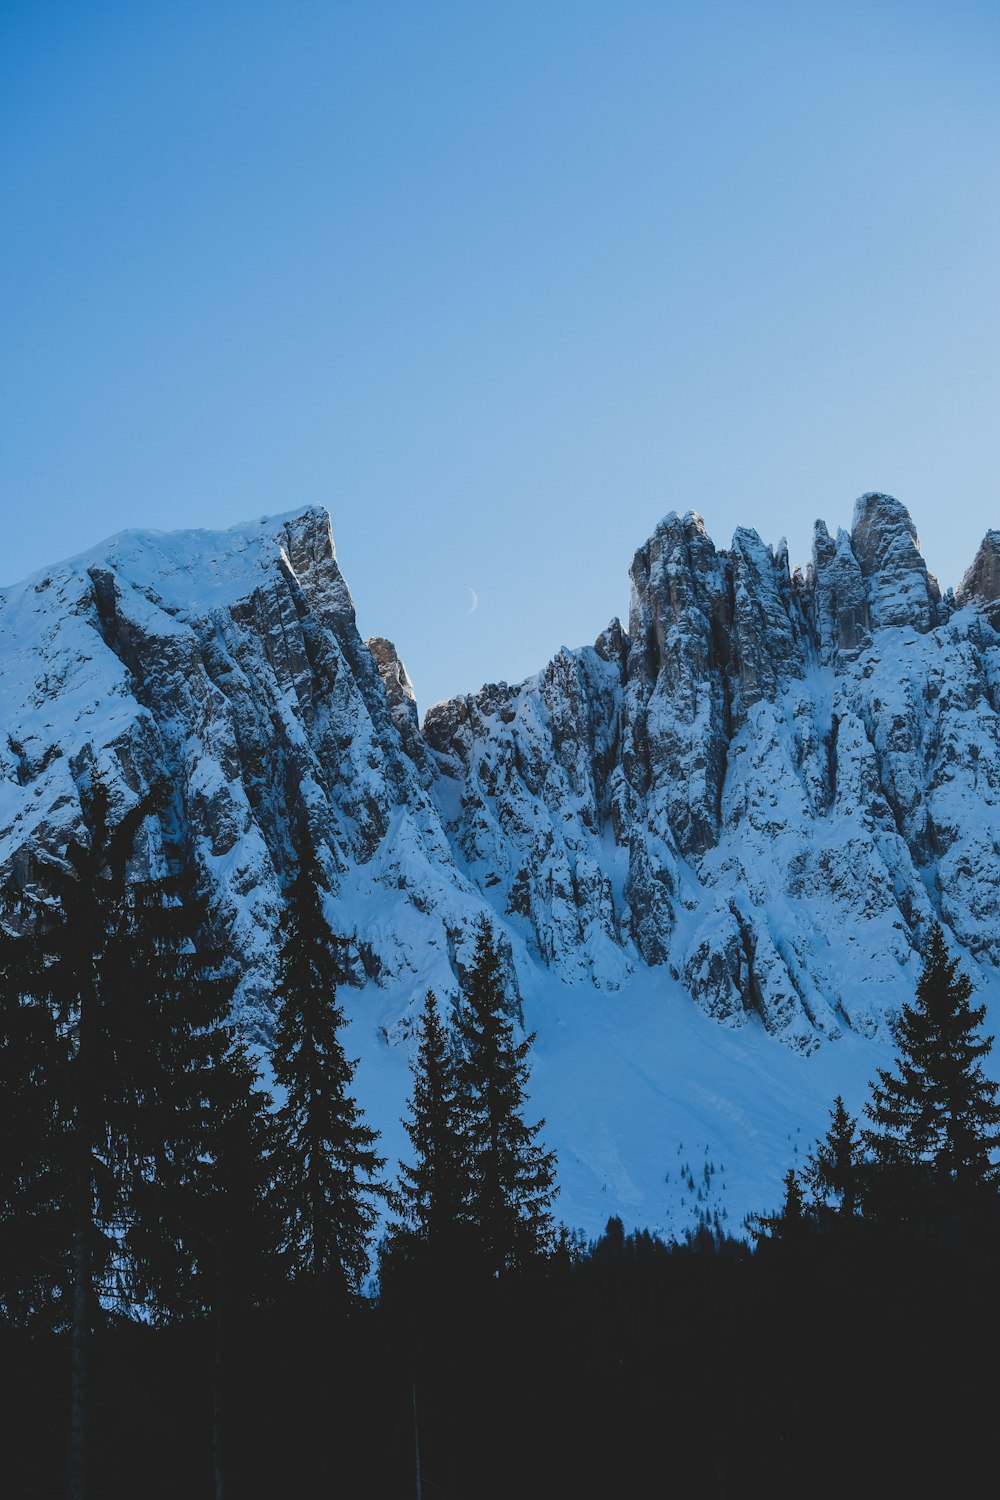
863 923 1000 1225
748 1167 808 1246
454 918 557 1275
384 988 469 1284
0 903 71 1328
803 1096 864 1221
1 779 264 1496
271 832 385 1301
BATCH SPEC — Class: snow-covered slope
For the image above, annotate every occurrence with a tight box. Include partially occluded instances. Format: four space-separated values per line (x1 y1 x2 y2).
3 494 999 1235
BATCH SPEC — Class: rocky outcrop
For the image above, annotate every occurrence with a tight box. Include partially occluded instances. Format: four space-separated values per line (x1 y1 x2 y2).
728 528 807 710
807 521 870 660
422 493 1000 1051
424 643 629 988
849 491 941 631
366 635 425 767
622 511 731 859
956 530 1000 626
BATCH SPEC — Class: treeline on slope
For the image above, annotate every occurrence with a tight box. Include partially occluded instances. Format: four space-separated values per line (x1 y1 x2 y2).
3 780 1000 1498
748 921 1000 1247
0 779 557 1498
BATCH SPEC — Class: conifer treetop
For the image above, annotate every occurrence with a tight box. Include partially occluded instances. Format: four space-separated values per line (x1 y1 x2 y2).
271 826 385 1298
863 922 1000 1202
453 917 558 1274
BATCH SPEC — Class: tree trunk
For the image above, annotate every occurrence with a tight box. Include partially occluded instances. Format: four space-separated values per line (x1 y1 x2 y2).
412 1377 423 1500
212 1295 226 1500
69 1184 90 1500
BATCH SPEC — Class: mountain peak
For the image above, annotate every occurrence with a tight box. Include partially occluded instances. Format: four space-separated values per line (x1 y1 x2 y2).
3 494 1000 1237
849 491 940 630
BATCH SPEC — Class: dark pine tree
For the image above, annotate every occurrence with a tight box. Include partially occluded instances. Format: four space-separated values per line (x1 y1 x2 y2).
748 1167 808 1246
107 867 239 1316
0 905 71 1329
190 1034 281 1320
802 1095 864 1222
106 860 280 1500
18 783 157 1500
383 988 469 1287
862 922 1000 1227
454 917 557 1276
3 779 279 1499
186 1030 280 1500
271 833 385 1303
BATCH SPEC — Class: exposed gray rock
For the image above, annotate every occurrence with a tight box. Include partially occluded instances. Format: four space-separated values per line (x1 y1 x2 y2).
728 527 806 711
956 530 1000 626
807 521 871 660
622 511 730 858
366 636 424 766
423 495 1000 1049
422 637 628 987
850 491 941 631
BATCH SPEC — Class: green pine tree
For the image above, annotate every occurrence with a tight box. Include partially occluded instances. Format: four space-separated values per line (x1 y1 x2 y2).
862 923 1000 1225
271 833 385 1301
454 917 557 1276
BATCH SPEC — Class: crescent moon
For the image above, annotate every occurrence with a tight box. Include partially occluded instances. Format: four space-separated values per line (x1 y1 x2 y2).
466 587 478 615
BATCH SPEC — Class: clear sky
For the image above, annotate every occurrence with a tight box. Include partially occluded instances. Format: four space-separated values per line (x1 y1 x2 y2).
2 0 998 712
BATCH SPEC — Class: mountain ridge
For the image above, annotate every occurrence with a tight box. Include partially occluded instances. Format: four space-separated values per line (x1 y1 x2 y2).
5 492 999 1234
2 494 999 1053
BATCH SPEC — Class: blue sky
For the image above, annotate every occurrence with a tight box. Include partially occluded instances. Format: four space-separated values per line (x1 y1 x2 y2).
2 0 998 710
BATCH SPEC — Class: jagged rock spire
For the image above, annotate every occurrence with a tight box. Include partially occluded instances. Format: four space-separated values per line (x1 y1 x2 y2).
850 491 940 631
956 530 1000 625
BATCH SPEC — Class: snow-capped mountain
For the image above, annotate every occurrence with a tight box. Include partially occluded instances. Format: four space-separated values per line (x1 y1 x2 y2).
425 495 1000 1047
3 495 999 1237
0 509 496 1040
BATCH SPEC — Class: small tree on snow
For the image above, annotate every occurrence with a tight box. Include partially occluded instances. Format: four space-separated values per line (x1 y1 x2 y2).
454 918 557 1275
748 1168 808 1246
271 834 385 1300
385 988 469 1274
802 1096 864 1220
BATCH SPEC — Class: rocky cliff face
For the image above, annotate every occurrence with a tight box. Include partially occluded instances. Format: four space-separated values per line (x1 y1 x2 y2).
957 530 1000 626
2 494 998 1054
0 510 502 1038
423 494 1000 1052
